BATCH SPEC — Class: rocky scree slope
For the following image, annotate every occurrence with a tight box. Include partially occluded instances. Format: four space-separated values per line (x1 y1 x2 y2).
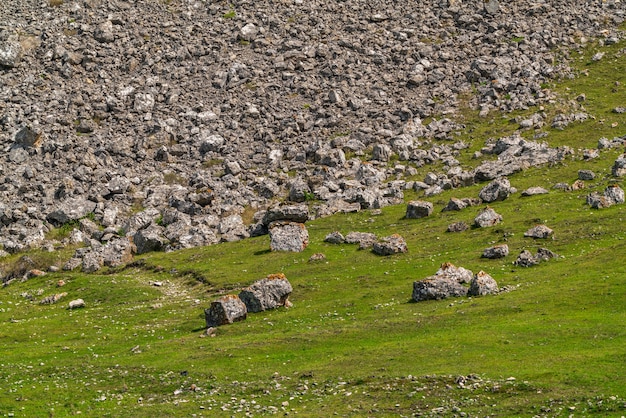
0 0 624 258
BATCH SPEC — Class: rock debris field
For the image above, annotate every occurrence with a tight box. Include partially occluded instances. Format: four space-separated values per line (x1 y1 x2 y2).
0 0 625 272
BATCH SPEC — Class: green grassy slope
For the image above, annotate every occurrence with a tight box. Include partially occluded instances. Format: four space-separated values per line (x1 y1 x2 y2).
1 34 625 418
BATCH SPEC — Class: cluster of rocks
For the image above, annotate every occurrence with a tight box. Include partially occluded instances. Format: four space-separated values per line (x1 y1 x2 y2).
412 263 498 302
514 247 558 267
324 230 407 255
0 0 623 256
205 274 292 330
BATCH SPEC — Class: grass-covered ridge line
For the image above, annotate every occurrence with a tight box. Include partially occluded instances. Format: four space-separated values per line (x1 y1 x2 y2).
1 34 626 418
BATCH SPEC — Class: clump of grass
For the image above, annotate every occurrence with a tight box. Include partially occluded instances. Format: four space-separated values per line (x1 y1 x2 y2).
223 7 236 19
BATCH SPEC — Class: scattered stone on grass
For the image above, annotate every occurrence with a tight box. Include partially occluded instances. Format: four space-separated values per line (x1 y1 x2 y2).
578 170 595 180
68 299 85 309
344 231 377 248
474 207 503 228
372 234 408 256
40 292 67 305
482 244 509 259
468 271 498 296
524 224 553 239
412 275 468 302
405 200 433 219
308 253 326 262
479 177 513 203
436 262 473 283
205 295 247 327
521 186 549 196
324 231 345 244
447 221 469 233
239 273 293 313
269 221 309 252
612 154 626 177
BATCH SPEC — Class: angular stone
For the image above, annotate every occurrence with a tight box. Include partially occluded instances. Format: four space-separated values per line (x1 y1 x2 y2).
436 262 473 284
133 225 168 254
442 198 467 212
68 299 85 309
344 231 377 248
205 295 247 327
46 198 97 226
524 224 553 239
14 126 43 148
514 250 538 267
372 234 408 256
263 204 309 225
479 178 512 203
521 187 549 197
269 221 309 252
405 200 433 219
612 154 626 177
482 244 509 259
324 231 345 244
578 170 595 181
412 275 468 302
447 221 468 233
474 207 502 228
468 271 498 296
587 192 612 209
604 185 625 205
82 251 104 273
0 40 22 68
238 274 293 313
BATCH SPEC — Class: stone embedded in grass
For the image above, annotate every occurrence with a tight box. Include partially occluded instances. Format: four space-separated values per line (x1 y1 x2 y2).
344 231 377 248
447 221 468 233
478 177 513 203
269 221 309 252
586 192 612 209
441 197 480 212
68 299 85 309
436 262 473 284
482 244 509 259
578 170 595 180
372 234 408 256
524 224 553 239
308 253 326 262
324 231 345 244
239 273 293 313
604 184 625 205
412 276 468 302
521 186 549 197
612 154 626 177
40 292 67 305
474 207 503 228
468 271 498 296
205 295 247 327
405 200 433 219
514 250 538 267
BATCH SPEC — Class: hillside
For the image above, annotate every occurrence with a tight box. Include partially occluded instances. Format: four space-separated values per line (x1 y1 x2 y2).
1 0 626 416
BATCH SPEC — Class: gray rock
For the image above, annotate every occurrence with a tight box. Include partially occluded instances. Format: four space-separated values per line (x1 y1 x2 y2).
479 178 512 203
405 200 433 219
205 295 247 327
484 0 499 14
482 244 509 259
46 198 97 226
474 207 503 228
14 126 42 147
447 221 468 233
514 250 538 267
611 154 626 177
604 185 625 205
372 234 408 256
288 179 311 203
524 224 553 239
269 221 309 252
412 276 468 302
468 271 498 296
324 231 345 244
587 192 612 209
238 274 293 313
134 225 168 254
81 251 104 273
239 23 258 41
94 21 115 43
578 170 595 181
536 247 558 261
68 299 85 309
442 198 467 212
344 231 377 248
101 238 134 267
521 187 549 197
0 40 22 68
263 205 309 225
436 262 473 284
372 144 392 162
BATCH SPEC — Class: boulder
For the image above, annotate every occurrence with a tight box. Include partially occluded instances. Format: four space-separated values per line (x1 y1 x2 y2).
468 271 498 296
269 221 309 252
324 231 345 244
578 170 595 180
46 198 97 226
474 207 503 228
133 225 168 254
14 126 43 148
436 262 473 284
412 276 468 302
405 200 433 219
447 221 468 233
479 177 512 203
536 247 558 261
68 299 86 309
514 250 538 267
288 179 311 203
0 40 22 68
442 198 467 212
238 274 293 313
205 295 248 327
482 244 509 259
344 231 377 248
372 234 408 256
101 238 134 267
521 187 549 197
612 154 626 177
81 251 104 273
524 224 553 239
263 204 309 225
604 185 625 205
586 192 612 209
